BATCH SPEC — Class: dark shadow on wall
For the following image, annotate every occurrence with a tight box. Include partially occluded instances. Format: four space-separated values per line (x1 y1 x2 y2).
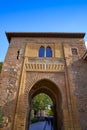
68 59 87 130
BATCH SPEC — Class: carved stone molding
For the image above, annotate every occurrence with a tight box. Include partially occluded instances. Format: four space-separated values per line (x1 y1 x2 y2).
25 57 65 72
25 63 64 72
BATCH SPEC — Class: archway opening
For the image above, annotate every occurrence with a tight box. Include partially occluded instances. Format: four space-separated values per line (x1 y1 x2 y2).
29 93 54 130
27 79 63 130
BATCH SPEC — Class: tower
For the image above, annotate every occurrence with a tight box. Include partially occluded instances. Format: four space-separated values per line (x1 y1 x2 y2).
0 32 87 130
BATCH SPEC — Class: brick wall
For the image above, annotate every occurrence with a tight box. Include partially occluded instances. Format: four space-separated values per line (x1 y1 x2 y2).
0 38 26 130
63 41 87 130
0 34 87 130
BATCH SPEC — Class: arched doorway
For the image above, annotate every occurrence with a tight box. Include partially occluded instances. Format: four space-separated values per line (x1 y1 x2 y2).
26 79 63 130
29 93 54 130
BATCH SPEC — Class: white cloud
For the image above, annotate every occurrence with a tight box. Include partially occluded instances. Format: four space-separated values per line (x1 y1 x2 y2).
85 41 87 48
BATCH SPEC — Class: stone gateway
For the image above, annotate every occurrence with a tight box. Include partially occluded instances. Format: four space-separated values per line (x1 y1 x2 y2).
0 32 87 130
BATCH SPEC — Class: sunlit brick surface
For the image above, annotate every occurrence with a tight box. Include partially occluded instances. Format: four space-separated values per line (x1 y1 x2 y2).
0 32 87 130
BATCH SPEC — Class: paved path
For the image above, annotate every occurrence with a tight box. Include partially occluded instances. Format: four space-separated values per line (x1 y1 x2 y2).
29 121 53 130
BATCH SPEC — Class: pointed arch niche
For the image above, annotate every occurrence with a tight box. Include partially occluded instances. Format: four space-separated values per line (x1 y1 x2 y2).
26 79 63 130
46 46 52 57
38 46 45 57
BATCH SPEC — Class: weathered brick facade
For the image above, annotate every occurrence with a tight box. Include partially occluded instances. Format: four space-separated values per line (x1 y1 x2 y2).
0 32 87 130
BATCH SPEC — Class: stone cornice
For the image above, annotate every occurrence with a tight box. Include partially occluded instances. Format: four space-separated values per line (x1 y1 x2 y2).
6 32 85 43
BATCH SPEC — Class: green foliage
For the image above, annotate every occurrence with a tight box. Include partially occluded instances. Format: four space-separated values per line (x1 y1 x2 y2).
30 93 54 124
46 109 54 116
0 110 3 123
0 62 3 72
31 93 53 111
30 117 39 124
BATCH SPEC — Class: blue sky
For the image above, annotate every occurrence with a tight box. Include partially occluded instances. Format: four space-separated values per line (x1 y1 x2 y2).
0 0 87 61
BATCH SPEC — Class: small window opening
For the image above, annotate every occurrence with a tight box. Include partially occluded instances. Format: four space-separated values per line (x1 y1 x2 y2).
17 50 20 60
71 48 78 55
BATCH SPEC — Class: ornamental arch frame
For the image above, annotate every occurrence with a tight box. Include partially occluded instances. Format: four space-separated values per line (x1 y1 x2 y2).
25 78 63 130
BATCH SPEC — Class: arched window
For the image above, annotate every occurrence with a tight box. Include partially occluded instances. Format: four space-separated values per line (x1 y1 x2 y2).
39 46 45 57
39 46 52 57
46 46 52 57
